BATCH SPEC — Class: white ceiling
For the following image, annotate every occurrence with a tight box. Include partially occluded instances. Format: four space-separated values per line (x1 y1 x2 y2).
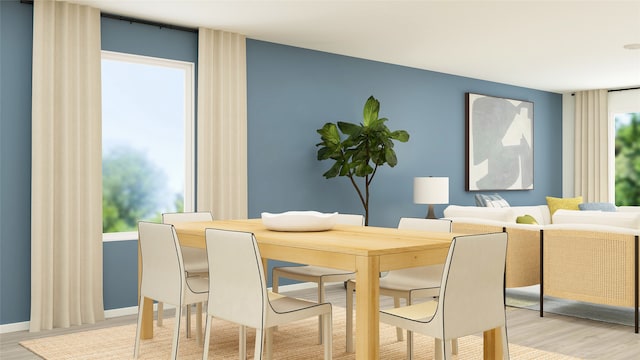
72 0 640 93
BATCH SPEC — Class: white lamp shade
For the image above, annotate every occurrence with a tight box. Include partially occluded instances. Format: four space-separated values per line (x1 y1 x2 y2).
413 177 449 204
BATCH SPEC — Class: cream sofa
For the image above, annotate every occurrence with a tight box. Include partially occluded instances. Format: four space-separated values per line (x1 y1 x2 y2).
443 204 640 333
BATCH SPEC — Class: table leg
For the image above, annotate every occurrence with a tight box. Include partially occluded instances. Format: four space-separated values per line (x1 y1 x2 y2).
140 297 154 339
483 327 503 359
139 240 153 339
354 255 380 360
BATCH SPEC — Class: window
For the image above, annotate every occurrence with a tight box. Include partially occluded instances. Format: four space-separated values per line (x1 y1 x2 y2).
614 112 640 206
101 51 195 239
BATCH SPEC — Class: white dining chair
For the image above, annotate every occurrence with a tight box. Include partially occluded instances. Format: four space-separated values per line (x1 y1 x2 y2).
271 213 363 344
161 211 213 341
203 228 333 360
134 222 209 359
380 232 510 360
346 217 457 354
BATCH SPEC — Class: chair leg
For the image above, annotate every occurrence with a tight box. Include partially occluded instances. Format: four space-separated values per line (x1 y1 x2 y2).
239 325 247 360
393 296 404 341
186 304 192 338
432 338 454 360
317 280 325 345
254 328 264 360
157 301 164 326
134 297 144 359
265 327 273 360
271 273 279 333
202 315 212 360
452 338 459 355
501 325 510 359
323 311 333 360
171 305 182 360
196 302 203 344
271 270 280 293
406 296 413 359
434 339 443 360
345 281 354 353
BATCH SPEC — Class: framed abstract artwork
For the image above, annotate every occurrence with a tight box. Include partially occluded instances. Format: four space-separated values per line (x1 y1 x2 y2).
465 93 534 191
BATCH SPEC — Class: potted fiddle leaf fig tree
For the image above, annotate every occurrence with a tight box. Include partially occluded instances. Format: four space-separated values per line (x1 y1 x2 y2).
316 96 409 225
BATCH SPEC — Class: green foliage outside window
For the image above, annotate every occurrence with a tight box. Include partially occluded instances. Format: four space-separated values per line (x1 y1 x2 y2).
615 112 640 206
102 146 176 233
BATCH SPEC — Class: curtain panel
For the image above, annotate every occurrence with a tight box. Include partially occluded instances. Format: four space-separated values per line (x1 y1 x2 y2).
573 89 609 202
196 29 248 219
30 0 104 331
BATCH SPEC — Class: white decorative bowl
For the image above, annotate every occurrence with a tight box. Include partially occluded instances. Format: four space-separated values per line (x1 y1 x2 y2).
261 211 338 232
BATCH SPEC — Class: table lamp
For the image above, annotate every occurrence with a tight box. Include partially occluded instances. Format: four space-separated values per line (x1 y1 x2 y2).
413 177 449 219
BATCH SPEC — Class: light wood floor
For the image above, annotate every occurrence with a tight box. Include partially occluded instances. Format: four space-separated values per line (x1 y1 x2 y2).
1 284 639 359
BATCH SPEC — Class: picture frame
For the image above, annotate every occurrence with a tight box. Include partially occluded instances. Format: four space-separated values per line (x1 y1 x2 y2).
465 92 534 191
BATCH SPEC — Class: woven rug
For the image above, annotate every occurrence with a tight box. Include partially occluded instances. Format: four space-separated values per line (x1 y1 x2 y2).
21 307 580 360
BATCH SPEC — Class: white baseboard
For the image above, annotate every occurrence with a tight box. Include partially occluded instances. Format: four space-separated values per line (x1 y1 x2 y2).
0 321 30 334
0 283 316 334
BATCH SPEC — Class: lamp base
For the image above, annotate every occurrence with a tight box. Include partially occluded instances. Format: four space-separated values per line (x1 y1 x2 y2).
426 204 437 219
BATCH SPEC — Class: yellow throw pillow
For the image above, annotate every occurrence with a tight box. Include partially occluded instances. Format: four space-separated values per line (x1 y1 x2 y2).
546 196 583 219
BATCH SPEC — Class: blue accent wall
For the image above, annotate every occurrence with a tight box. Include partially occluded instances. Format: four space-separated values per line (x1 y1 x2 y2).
246 40 562 227
0 0 562 325
1 0 34 325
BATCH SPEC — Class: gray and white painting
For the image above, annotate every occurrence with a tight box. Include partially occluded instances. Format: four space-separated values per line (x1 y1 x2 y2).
468 94 533 191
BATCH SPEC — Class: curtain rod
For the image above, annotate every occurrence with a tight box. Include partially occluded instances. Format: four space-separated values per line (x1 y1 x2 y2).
608 87 640 93
571 87 640 96
20 0 198 33
100 13 198 33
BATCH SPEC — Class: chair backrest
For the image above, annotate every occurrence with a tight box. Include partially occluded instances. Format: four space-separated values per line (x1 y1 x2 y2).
205 228 267 329
138 222 185 305
336 213 365 226
436 232 507 338
162 211 213 224
398 218 452 232
391 218 452 277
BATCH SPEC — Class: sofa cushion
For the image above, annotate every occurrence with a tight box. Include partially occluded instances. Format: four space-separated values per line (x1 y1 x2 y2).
443 205 514 222
546 196 583 219
578 202 616 212
617 206 640 213
553 209 640 229
475 193 510 208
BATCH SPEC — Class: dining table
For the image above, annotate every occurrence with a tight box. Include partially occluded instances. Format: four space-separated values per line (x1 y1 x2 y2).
137 218 505 359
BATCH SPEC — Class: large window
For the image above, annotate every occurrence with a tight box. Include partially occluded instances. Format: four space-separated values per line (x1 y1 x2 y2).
101 51 194 238
614 112 640 206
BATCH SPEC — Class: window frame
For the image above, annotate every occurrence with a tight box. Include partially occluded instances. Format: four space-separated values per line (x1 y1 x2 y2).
101 50 195 242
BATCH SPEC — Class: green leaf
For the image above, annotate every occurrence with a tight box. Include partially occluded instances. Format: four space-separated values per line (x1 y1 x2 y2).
323 161 342 178
337 121 362 136
386 148 398 167
390 130 410 142
317 123 342 145
316 146 333 160
362 96 380 127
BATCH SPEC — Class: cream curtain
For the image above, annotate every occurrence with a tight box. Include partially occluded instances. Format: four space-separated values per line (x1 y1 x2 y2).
574 90 609 202
197 29 248 219
31 0 104 331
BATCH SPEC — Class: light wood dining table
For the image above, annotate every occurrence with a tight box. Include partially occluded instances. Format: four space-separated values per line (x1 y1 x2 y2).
138 218 505 359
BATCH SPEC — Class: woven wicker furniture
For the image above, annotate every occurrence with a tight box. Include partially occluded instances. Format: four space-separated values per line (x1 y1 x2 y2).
450 219 542 288
541 224 639 333
444 204 640 333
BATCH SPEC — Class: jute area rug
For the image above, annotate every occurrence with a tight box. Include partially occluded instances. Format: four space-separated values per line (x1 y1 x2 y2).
21 306 579 360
